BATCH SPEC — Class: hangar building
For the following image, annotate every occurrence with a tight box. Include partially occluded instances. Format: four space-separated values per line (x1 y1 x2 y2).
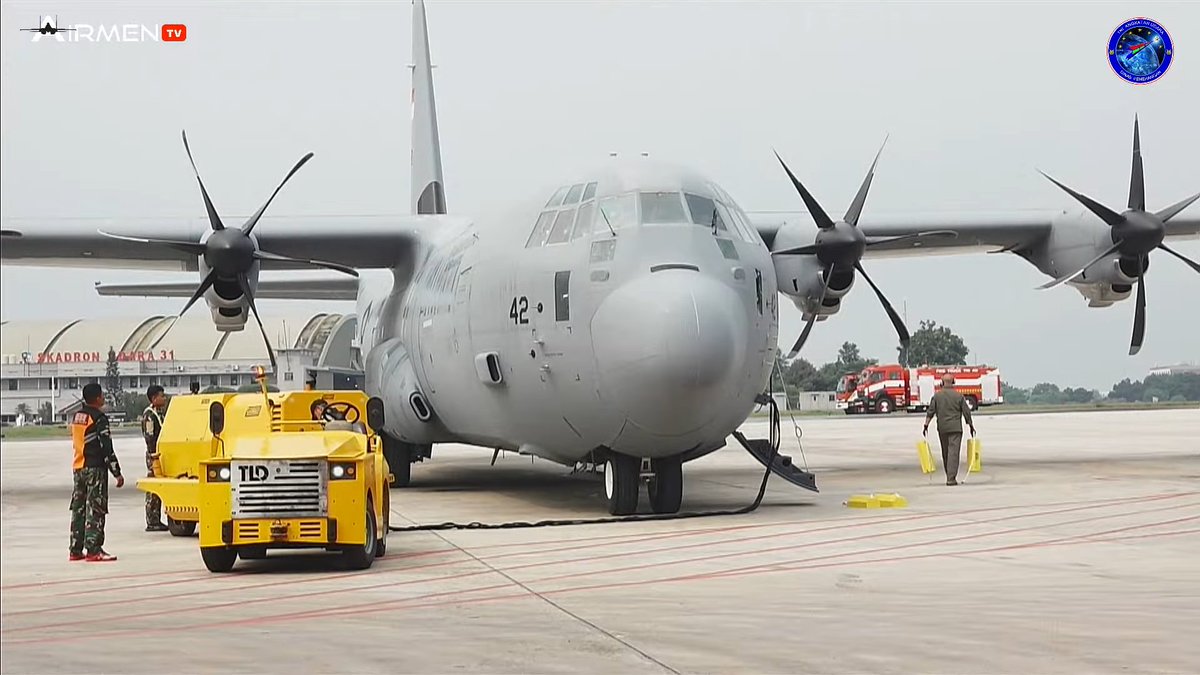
0 313 357 423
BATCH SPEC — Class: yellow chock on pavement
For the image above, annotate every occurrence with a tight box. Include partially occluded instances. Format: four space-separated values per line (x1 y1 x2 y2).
967 437 982 473
917 439 937 474
846 493 908 509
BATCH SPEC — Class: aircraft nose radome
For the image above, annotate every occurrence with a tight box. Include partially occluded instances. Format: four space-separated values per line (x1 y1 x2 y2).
592 270 746 436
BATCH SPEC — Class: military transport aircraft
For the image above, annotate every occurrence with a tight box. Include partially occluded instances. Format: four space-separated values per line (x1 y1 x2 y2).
3 1 1197 515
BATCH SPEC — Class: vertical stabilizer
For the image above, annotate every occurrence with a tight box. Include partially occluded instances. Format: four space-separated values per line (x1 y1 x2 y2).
411 0 446 215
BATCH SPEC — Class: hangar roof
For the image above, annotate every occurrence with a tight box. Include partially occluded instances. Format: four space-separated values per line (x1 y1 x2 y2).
0 314 352 364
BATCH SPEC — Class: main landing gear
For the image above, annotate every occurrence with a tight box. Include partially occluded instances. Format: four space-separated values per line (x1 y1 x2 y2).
603 453 684 516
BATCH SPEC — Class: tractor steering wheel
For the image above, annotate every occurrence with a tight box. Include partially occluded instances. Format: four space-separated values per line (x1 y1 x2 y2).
323 401 360 424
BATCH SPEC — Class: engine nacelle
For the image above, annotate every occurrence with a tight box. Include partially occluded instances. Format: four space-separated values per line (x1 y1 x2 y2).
199 260 259 332
772 235 853 318
1020 212 1145 306
364 337 439 444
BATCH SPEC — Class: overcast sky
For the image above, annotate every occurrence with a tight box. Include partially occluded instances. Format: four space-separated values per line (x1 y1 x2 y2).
2 1 1198 390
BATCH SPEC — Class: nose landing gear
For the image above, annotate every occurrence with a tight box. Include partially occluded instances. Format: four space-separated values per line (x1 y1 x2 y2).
603 453 685 515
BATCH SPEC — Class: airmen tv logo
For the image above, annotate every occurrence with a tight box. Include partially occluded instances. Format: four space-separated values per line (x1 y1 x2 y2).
1108 18 1173 84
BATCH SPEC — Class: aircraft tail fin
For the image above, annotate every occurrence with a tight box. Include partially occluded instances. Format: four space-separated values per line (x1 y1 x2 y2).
411 0 446 215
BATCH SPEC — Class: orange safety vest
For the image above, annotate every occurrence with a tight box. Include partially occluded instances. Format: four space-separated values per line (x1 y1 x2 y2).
70 408 101 470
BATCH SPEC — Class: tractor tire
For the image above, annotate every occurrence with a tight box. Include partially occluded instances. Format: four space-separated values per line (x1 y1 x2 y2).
201 547 237 573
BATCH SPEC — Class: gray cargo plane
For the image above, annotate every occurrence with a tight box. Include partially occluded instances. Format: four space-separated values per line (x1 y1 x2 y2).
3 1 1197 515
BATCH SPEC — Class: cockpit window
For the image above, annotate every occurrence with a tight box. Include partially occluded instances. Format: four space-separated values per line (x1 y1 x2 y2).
547 208 577 245
684 194 728 233
562 184 585 205
571 201 595 240
594 193 636 235
545 186 569 208
639 192 688 224
525 210 556 248
582 182 598 201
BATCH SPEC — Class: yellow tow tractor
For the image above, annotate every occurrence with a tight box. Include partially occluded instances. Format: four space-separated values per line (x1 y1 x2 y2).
138 367 392 572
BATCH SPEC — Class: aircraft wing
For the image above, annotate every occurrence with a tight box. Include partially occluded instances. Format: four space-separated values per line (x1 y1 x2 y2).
750 210 1200 257
93 276 359 300
0 214 464 271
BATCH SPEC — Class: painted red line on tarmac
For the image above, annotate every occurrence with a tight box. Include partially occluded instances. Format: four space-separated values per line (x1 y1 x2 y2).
48 512 1193 640
6 493 1188 644
4 492 1162 624
521 493 1194 586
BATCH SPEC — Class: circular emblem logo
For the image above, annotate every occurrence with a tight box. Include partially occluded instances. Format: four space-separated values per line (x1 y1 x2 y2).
1108 18 1173 84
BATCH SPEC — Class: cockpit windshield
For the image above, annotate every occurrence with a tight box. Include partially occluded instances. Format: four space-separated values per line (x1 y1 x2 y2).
639 192 688 224
836 377 853 394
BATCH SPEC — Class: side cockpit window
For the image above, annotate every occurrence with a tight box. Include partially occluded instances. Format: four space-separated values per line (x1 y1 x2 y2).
525 210 556 248
684 193 730 234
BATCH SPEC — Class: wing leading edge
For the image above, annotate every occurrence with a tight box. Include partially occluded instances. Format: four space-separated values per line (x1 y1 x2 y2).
0 214 465 271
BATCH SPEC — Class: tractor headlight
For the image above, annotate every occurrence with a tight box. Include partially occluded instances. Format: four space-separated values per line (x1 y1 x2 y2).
330 462 356 480
207 464 231 482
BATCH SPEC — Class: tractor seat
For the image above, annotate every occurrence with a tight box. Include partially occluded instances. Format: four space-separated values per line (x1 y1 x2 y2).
324 420 366 434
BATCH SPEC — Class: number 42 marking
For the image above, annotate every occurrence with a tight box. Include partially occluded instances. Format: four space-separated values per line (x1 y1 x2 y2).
509 296 529 325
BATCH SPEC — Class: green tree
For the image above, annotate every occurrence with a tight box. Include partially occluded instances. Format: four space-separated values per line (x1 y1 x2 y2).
899 320 969 366
38 401 55 424
1002 381 1029 404
237 383 280 393
1108 378 1143 402
1029 382 1064 405
103 346 125 413
14 403 31 421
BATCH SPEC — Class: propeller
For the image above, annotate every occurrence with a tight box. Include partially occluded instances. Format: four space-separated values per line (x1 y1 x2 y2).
771 139 951 359
1036 117 1200 355
100 130 360 371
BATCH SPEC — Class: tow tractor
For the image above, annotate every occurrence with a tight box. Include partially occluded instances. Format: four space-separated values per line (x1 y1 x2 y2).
138 367 392 572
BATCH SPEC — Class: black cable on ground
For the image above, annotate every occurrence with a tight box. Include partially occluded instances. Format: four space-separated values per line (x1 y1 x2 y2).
388 391 786 533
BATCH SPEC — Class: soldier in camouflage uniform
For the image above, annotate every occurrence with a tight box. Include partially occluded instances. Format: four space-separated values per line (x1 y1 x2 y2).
70 383 124 562
142 385 169 532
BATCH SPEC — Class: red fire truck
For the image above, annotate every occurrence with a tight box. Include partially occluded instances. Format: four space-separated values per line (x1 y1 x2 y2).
836 364 1003 414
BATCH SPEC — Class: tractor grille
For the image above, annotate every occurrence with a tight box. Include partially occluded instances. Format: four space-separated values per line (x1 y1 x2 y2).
231 460 328 518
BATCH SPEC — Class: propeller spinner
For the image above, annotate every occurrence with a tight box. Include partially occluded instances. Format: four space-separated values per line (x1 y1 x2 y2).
1036 117 1200 355
100 131 359 371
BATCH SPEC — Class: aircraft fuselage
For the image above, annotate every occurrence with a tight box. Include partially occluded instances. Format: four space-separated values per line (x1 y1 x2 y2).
361 161 779 466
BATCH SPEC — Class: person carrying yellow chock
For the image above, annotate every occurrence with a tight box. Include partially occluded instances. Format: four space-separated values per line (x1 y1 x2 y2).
922 374 976 486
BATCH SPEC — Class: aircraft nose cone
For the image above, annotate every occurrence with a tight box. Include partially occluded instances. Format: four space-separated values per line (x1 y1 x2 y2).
592 270 746 437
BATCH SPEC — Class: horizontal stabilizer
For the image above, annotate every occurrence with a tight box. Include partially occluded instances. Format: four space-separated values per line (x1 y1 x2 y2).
94 277 358 300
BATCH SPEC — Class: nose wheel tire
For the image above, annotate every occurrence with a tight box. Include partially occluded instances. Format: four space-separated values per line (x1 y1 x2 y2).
648 456 683 514
604 454 639 515
167 516 196 537
383 435 413 488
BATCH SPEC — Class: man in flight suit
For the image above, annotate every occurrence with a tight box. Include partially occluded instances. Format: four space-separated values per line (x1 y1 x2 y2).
142 385 169 532
70 383 124 561
923 374 976 486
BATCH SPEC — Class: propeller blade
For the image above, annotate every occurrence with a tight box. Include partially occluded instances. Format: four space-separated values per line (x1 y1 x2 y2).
1038 170 1124 227
773 150 834 230
854 261 910 347
1128 116 1145 211
1129 261 1146 356
843 135 888 227
97 230 206 257
771 243 822 256
1158 243 1200 274
786 264 834 359
181 130 225 231
1036 240 1124 290
864 230 958 248
242 152 315 236
236 273 277 372
179 269 217 317
1155 191 1200 223
254 250 359 277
